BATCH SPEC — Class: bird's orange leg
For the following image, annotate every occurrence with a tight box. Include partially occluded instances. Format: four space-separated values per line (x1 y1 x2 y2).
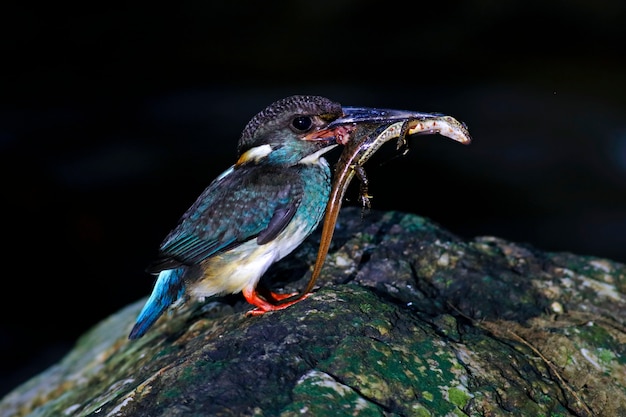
242 286 311 316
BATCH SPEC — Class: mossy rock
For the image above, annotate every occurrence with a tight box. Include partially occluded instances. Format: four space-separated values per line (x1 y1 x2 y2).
2 208 625 417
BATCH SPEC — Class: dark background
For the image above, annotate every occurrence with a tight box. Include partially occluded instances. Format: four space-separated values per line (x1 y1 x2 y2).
2 1 625 397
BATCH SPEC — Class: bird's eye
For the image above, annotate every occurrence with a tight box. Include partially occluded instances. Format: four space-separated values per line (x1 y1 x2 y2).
292 116 313 132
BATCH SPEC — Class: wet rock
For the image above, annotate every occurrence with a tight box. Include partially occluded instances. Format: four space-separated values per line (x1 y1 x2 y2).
2 207 625 417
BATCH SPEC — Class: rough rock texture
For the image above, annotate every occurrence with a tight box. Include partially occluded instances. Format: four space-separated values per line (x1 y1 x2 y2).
2 207 625 417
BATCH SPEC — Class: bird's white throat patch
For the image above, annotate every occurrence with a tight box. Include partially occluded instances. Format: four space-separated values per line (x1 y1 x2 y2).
299 143 338 165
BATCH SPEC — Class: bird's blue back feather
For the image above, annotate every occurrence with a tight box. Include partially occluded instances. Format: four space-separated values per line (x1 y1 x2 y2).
129 268 186 339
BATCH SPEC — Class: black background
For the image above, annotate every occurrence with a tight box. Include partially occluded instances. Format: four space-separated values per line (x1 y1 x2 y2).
2 1 626 397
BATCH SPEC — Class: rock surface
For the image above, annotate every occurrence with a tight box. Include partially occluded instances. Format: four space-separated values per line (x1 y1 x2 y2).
2 207 625 417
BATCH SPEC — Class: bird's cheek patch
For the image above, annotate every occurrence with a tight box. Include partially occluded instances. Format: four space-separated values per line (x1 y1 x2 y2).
236 144 273 165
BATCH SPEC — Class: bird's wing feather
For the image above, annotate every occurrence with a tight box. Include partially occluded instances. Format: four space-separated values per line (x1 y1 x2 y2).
256 203 298 245
147 165 303 272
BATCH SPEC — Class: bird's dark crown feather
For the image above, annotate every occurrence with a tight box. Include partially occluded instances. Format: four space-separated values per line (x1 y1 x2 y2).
238 95 342 155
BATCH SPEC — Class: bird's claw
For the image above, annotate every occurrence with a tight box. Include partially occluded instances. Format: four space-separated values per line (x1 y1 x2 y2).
243 287 310 316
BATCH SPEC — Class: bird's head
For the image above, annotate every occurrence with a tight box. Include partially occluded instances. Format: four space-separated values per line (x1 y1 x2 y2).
236 95 345 167
236 95 472 168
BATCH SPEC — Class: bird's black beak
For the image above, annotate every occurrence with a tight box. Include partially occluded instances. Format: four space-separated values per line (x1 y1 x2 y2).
308 107 472 146
330 107 445 126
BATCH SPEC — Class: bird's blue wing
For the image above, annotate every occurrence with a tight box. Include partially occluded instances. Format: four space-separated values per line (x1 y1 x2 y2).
148 165 303 271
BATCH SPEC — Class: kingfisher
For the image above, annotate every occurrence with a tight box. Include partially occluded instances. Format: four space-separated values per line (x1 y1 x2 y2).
128 95 346 339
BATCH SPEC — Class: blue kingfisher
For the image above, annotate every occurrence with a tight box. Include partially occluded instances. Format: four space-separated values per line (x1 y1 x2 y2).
129 95 347 339
129 95 471 339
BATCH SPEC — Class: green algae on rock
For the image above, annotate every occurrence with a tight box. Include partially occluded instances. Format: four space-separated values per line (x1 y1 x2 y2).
1 207 625 417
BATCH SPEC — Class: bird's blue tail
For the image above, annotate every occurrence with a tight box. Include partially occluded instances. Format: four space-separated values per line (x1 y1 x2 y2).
129 268 186 339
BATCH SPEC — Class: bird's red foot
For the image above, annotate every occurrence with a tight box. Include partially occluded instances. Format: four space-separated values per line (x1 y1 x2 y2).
242 286 311 317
